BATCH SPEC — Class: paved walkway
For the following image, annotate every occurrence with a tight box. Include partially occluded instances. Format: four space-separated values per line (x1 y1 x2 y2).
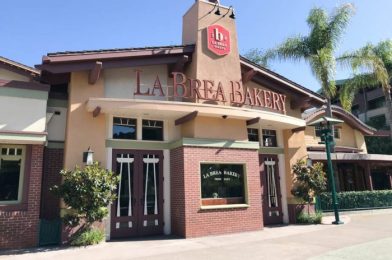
1 212 392 260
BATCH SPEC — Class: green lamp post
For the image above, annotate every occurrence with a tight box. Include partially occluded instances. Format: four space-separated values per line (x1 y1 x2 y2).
308 116 344 225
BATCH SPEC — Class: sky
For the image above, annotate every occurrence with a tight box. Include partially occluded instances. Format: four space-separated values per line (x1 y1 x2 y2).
1 0 391 92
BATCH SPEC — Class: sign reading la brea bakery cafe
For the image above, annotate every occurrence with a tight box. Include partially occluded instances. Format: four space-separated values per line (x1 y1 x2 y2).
133 71 287 112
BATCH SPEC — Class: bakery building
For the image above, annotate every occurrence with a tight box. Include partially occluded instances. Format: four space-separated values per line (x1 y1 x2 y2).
6 0 386 249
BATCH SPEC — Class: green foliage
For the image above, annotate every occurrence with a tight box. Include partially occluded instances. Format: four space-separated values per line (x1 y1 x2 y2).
243 48 270 67
291 160 327 206
263 4 355 100
51 162 119 228
365 136 392 155
318 190 392 211
70 228 105 247
296 212 323 224
338 40 392 116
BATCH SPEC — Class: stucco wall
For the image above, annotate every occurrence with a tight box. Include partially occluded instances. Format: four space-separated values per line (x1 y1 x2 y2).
0 68 29 82
64 71 106 169
0 94 47 133
181 116 248 141
104 65 168 101
305 121 361 149
47 106 67 141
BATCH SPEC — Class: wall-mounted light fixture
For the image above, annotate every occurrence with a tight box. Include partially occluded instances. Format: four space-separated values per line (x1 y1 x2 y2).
223 6 236 19
83 147 94 166
208 1 221 16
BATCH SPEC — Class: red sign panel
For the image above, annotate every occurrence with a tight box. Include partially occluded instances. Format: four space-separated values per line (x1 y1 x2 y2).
207 25 231 56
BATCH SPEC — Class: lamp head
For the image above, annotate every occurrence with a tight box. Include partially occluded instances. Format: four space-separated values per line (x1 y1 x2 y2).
307 116 343 127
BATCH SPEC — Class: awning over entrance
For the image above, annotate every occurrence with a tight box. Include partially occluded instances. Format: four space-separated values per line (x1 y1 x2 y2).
308 152 392 163
86 98 306 129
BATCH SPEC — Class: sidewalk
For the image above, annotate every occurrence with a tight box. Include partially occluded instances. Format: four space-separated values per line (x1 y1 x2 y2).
1 212 392 260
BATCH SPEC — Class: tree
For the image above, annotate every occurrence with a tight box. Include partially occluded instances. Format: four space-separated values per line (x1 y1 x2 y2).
291 160 327 215
52 162 119 239
248 4 355 117
338 40 392 138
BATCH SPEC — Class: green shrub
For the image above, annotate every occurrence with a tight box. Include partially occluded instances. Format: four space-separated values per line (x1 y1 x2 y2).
296 212 323 224
318 190 392 211
70 228 105 247
51 162 119 228
291 160 327 215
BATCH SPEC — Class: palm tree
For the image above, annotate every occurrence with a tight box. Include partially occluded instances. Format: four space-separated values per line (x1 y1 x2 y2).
253 4 355 117
339 40 392 137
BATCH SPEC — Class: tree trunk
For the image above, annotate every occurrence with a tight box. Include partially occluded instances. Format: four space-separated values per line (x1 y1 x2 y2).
326 98 333 117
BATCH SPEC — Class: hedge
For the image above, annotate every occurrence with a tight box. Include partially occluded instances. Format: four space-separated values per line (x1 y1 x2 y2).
317 190 392 211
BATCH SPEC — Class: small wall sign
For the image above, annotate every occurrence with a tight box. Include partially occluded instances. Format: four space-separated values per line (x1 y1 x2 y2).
207 25 231 56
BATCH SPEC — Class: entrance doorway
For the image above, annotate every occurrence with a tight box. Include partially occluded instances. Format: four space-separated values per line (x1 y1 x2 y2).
111 150 164 239
260 154 283 225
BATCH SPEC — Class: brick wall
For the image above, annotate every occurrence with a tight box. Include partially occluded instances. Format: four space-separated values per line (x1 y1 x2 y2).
170 146 263 238
0 145 44 250
41 148 63 220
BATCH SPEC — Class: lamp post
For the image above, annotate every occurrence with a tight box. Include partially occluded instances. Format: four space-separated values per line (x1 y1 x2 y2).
308 116 344 225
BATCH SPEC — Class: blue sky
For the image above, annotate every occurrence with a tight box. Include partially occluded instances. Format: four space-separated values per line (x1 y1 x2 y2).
1 0 391 91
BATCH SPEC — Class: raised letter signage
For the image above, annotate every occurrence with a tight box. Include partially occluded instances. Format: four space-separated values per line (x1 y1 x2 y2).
133 71 287 113
207 25 231 56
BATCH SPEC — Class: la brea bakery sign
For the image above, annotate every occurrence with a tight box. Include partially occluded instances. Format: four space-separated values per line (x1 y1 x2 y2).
133 71 287 112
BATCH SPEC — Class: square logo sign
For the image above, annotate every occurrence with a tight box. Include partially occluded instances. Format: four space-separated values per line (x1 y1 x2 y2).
207 25 231 56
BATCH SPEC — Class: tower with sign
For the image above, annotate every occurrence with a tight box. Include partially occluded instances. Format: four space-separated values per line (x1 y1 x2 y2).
182 0 241 104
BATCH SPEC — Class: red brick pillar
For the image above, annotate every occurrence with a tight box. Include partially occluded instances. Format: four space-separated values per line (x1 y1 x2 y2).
0 145 44 249
170 146 263 238
41 148 64 219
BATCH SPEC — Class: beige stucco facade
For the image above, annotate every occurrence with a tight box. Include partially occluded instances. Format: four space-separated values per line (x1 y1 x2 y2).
64 72 106 169
305 117 369 153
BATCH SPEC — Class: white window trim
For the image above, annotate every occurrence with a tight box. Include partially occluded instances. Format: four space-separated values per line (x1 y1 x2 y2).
0 145 26 205
111 116 166 142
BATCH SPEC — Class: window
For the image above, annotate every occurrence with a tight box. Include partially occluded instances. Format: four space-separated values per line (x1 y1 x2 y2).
142 120 164 141
262 129 277 147
0 146 25 204
367 115 388 130
113 117 137 140
368 96 385 110
201 163 246 206
334 128 341 139
247 128 259 142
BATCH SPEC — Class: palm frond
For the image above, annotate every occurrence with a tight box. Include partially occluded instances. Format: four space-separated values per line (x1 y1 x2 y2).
271 35 310 63
338 44 390 95
309 49 336 98
328 3 355 48
243 48 270 67
339 73 379 111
